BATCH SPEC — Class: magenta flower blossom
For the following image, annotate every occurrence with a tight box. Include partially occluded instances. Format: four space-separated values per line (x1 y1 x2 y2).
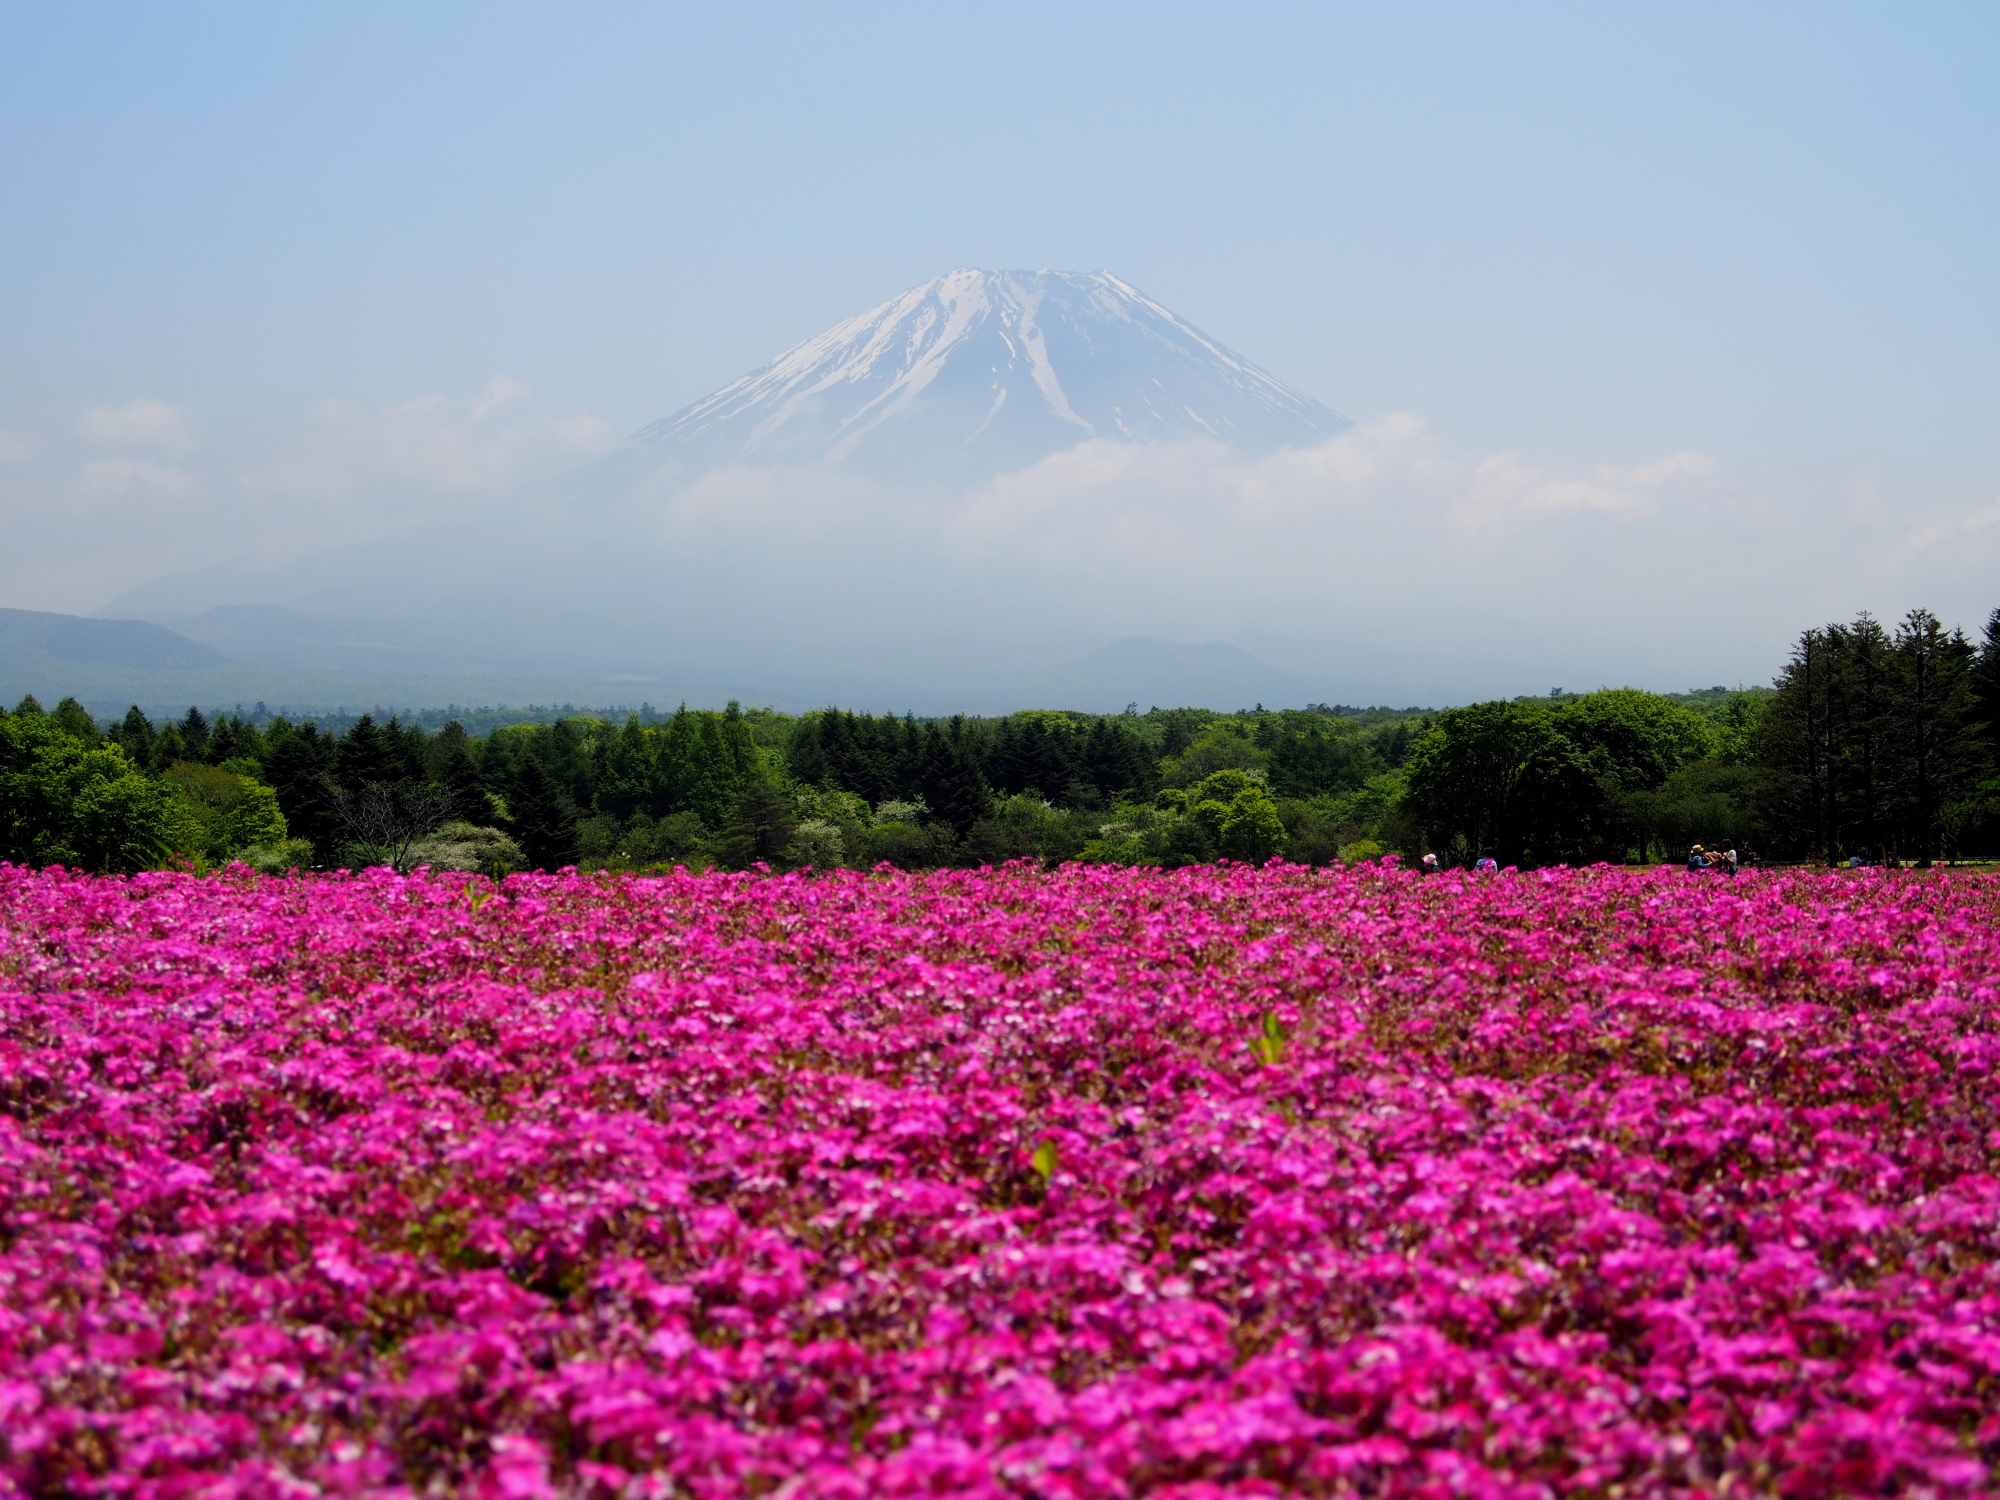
0 859 1996 1496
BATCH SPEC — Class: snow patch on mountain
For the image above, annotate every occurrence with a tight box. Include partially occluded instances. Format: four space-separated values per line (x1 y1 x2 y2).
635 270 1349 482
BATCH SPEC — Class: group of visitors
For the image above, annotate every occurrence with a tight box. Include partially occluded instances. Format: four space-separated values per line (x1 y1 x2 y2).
1687 843 1739 875
1844 850 1904 869
1418 852 1500 873
1412 847 1746 874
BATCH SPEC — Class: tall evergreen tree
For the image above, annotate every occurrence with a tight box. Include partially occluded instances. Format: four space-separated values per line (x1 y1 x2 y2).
1974 608 2000 763
915 721 991 834
1267 719 1375 800
148 722 189 772
715 779 798 869
542 718 590 804
985 718 1025 796
1764 619 1880 860
178 707 210 760
1889 609 1983 861
595 717 652 820
834 713 892 804
110 706 155 765
510 757 579 870
336 715 398 789
436 739 494 826
264 723 340 864
784 712 831 788
1828 615 1895 857
206 714 262 766
389 717 430 781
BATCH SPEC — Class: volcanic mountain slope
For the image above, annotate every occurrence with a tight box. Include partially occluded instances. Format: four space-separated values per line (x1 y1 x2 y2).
637 270 1349 482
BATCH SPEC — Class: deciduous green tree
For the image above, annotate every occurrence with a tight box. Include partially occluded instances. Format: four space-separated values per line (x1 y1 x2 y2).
0 713 173 872
1218 784 1285 863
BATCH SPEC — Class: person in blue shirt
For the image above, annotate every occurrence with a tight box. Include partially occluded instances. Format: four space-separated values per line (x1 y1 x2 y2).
1687 844 1710 872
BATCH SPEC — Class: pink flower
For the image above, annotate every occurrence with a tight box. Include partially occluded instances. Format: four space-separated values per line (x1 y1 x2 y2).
0 859 1994 1495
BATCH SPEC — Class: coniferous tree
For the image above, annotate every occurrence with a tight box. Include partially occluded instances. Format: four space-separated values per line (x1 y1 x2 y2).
1974 608 2000 763
177 707 210 760
1889 609 1982 861
720 701 759 783
110 706 155 765
12 695 43 716
206 714 260 766
510 757 579 870
1765 619 1868 860
1964 607 2000 855
1267 718 1375 800
426 723 494 826
1081 718 1121 801
1158 711 1200 760
435 740 494 826
715 779 798 869
1015 718 1054 797
424 719 470 775
336 715 396 789
390 717 430 781
888 715 919 801
985 718 1025 796
543 718 589 805
836 713 892 804
915 721 991 834
595 717 652 820
784 712 830 788
148 722 189 772
658 707 734 823
264 723 340 864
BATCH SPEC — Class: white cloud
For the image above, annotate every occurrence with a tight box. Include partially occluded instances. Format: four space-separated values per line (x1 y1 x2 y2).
1458 449 1715 527
0 379 624 612
247 376 619 512
931 416 1722 596
1899 495 2000 559
469 374 531 420
631 416 1999 685
946 419 1722 557
77 399 199 455
77 457 199 497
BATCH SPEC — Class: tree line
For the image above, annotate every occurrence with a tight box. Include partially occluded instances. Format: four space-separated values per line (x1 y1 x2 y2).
1401 608 2000 866
4 605 1997 875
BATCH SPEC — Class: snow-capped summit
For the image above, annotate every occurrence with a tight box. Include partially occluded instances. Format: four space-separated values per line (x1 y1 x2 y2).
636 270 1349 482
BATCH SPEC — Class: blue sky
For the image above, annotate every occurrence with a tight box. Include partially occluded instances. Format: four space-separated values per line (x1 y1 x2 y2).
3 2 1997 679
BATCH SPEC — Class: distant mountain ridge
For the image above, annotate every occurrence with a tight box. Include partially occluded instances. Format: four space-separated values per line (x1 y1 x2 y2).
636 269 1349 482
20 600 1445 717
0 608 226 672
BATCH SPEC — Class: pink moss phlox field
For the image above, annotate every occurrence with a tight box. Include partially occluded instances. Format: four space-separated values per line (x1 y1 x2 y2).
1 861 1998 1498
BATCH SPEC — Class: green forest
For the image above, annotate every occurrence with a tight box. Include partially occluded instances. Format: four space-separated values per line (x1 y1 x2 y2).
6 607 1999 876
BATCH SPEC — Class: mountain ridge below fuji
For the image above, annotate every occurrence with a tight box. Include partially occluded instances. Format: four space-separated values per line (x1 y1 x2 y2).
17 602 1477 716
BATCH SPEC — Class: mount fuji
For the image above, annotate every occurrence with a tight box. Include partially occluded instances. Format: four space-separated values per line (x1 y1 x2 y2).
636 270 1349 483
